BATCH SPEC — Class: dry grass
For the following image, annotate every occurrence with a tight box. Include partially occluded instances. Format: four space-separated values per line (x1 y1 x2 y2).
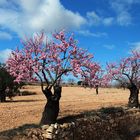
0 86 138 132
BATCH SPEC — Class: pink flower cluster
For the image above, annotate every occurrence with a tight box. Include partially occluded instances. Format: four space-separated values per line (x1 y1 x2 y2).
6 30 101 87
106 50 140 85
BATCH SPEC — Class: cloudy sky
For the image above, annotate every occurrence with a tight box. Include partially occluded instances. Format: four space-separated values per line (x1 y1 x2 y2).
0 0 140 66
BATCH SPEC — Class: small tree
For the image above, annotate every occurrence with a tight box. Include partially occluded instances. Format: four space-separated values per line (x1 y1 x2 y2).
106 51 140 108
0 63 21 102
6 30 100 124
77 81 82 86
82 68 108 94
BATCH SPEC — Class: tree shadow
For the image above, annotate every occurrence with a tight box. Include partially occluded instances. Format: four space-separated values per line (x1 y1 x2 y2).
0 106 139 139
57 106 126 124
0 106 124 136
4 99 45 103
57 106 140 140
19 91 37 96
0 124 39 137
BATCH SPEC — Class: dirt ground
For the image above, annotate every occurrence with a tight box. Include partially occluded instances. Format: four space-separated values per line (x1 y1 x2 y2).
0 86 138 132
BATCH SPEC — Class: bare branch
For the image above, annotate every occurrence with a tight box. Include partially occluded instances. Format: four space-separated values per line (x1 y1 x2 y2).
50 69 72 89
35 72 44 92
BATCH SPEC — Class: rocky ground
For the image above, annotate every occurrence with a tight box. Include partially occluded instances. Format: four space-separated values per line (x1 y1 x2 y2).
0 86 139 139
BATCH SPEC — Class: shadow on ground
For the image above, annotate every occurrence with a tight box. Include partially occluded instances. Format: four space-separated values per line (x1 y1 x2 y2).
0 106 140 140
0 124 39 137
5 99 44 103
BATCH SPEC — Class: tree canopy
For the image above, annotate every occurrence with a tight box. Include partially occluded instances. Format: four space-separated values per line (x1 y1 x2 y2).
6 30 101 91
106 51 140 88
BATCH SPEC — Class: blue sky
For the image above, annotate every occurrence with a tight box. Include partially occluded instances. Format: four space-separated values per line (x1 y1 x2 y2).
0 0 140 67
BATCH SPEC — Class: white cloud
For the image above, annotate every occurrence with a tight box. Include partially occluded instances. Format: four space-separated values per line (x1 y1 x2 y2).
78 30 107 38
86 0 140 27
87 11 101 26
86 0 139 27
109 0 140 26
103 44 115 50
0 31 12 40
103 17 114 26
1 0 139 39
0 0 6 5
0 0 86 38
86 11 114 26
117 11 131 26
0 49 12 63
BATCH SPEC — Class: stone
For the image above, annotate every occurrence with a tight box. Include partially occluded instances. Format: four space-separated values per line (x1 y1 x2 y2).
42 133 53 139
0 136 10 140
109 119 114 124
54 123 58 129
46 125 54 133
55 130 59 134
71 122 75 126
61 123 69 128
51 124 55 127
41 125 50 130
32 134 38 139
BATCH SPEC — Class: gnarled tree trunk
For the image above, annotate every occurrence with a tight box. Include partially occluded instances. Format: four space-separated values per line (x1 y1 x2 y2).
95 85 99 95
128 84 139 108
0 90 6 102
40 86 61 125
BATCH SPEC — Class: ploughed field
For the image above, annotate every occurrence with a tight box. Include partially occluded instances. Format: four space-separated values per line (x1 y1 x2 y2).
0 86 137 132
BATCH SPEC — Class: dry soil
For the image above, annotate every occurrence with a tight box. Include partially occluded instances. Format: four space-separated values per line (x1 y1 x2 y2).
0 86 137 132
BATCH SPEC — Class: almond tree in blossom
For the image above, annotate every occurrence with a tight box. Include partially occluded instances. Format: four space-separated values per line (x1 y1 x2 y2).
82 68 110 94
6 30 100 124
107 51 140 108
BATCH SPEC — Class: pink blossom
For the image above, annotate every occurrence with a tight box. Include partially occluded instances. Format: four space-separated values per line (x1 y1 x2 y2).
6 30 101 88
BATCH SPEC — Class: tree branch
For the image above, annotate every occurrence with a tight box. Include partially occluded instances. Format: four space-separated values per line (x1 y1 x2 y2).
49 69 71 89
122 72 132 84
45 69 54 83
35 72 44 92
41 69 49 85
